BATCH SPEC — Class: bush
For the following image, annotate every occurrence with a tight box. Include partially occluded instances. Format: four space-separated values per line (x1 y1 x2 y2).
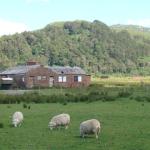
23 103 27 108
144 96 150 102
102 95 116 102
135 96 145 102
7 105 11 108
0 84 141 104
0 123 4 128
118 89 132 98
100 75 109 79
88 91 101 101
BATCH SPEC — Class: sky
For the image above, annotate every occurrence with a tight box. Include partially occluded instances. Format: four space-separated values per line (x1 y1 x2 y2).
0 0 150 35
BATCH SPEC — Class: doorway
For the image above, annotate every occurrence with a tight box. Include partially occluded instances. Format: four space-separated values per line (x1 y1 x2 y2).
49 76 54 87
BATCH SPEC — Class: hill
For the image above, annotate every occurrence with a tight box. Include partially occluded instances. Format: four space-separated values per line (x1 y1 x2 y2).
0 20 150 75
111 24 150 75
111 24 150 39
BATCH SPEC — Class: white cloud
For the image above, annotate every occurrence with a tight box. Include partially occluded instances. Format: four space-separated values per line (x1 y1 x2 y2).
0 19 29 36
127 19 150 27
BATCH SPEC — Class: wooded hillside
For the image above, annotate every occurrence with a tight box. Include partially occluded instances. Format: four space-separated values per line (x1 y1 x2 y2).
0 20 150 74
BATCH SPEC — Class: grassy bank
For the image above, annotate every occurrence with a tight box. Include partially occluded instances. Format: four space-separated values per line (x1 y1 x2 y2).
0 76 150 104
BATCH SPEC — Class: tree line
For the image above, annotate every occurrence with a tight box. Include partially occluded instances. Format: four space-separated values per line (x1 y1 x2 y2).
0 20 150 75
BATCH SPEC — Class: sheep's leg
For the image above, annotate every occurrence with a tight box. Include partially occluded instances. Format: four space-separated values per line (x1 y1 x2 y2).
96 127 100 139
19 123 21 127
65 125 68 129
95 133 98 139
97 126 100 135
58 126 61 130
80 133 85 138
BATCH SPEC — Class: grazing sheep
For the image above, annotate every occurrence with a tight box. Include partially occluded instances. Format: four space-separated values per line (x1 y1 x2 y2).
12 111 24 127
48 113 70 130
80 119 101 139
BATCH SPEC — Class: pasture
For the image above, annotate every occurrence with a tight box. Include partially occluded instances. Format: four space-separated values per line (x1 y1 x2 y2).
0 100 150 150
0 76 150 150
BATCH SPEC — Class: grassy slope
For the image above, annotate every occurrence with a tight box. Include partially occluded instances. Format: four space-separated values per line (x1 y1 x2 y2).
111 24 150 39
0 100 150 150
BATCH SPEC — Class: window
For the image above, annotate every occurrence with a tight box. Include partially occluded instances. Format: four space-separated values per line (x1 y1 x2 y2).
58 76 67 82
58 76 62 82
78 76 82 82
42 76 46 80
63 76 66 82
74 75 82 82
22 77 25 82
37 76 46 80
37 76 42 80
74 76 78 82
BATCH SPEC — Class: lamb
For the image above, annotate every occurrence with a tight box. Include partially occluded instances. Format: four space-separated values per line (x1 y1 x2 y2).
80 119 101 139
12 111 24 127
48 113 70 130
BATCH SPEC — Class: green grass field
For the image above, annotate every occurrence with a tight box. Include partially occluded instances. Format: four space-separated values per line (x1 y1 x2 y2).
0 100 150 150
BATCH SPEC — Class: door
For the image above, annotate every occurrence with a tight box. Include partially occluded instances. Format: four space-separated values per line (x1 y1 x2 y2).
28 76 35 88
49 76 54 87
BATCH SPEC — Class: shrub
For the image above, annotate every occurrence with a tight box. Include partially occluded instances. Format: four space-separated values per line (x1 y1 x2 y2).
7 105 11 108
0 84 142 104
23 103 27 109
61 101 68 105
118 89 132 98
102 95 116 102
0 123 4 128
144 96 150 102
134 95 150 102
88 91 102 101
64 93 76 102
135 96 145 102
100 75 109 79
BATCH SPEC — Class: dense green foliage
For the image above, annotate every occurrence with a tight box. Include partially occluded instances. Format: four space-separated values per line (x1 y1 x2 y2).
111 24 150 75
0 101 150 150
0 76 150 104
0 20 150 74
111 24 150 39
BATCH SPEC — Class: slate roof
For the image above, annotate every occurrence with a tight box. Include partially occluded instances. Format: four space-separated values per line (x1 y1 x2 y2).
48 66 86 75
0 65 40 75
0 65 86 75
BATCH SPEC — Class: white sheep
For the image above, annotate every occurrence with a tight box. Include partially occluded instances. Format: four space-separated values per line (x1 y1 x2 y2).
12 111 24 127
48 113 70 130
80 119 101 139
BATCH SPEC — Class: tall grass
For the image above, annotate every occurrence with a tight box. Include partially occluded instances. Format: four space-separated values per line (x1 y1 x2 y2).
0 76 149 104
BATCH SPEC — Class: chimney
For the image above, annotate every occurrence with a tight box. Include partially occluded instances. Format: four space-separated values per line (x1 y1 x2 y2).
26 61 39 65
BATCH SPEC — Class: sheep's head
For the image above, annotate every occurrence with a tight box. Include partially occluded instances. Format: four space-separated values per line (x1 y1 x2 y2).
48 121 56 130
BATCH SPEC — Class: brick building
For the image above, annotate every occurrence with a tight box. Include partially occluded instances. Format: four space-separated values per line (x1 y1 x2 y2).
0 62 91 89
0 61 49 89
48 66 91 88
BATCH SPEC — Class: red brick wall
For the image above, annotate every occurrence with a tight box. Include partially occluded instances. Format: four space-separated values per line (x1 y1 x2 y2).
25 66 49 88
51 74 91 88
